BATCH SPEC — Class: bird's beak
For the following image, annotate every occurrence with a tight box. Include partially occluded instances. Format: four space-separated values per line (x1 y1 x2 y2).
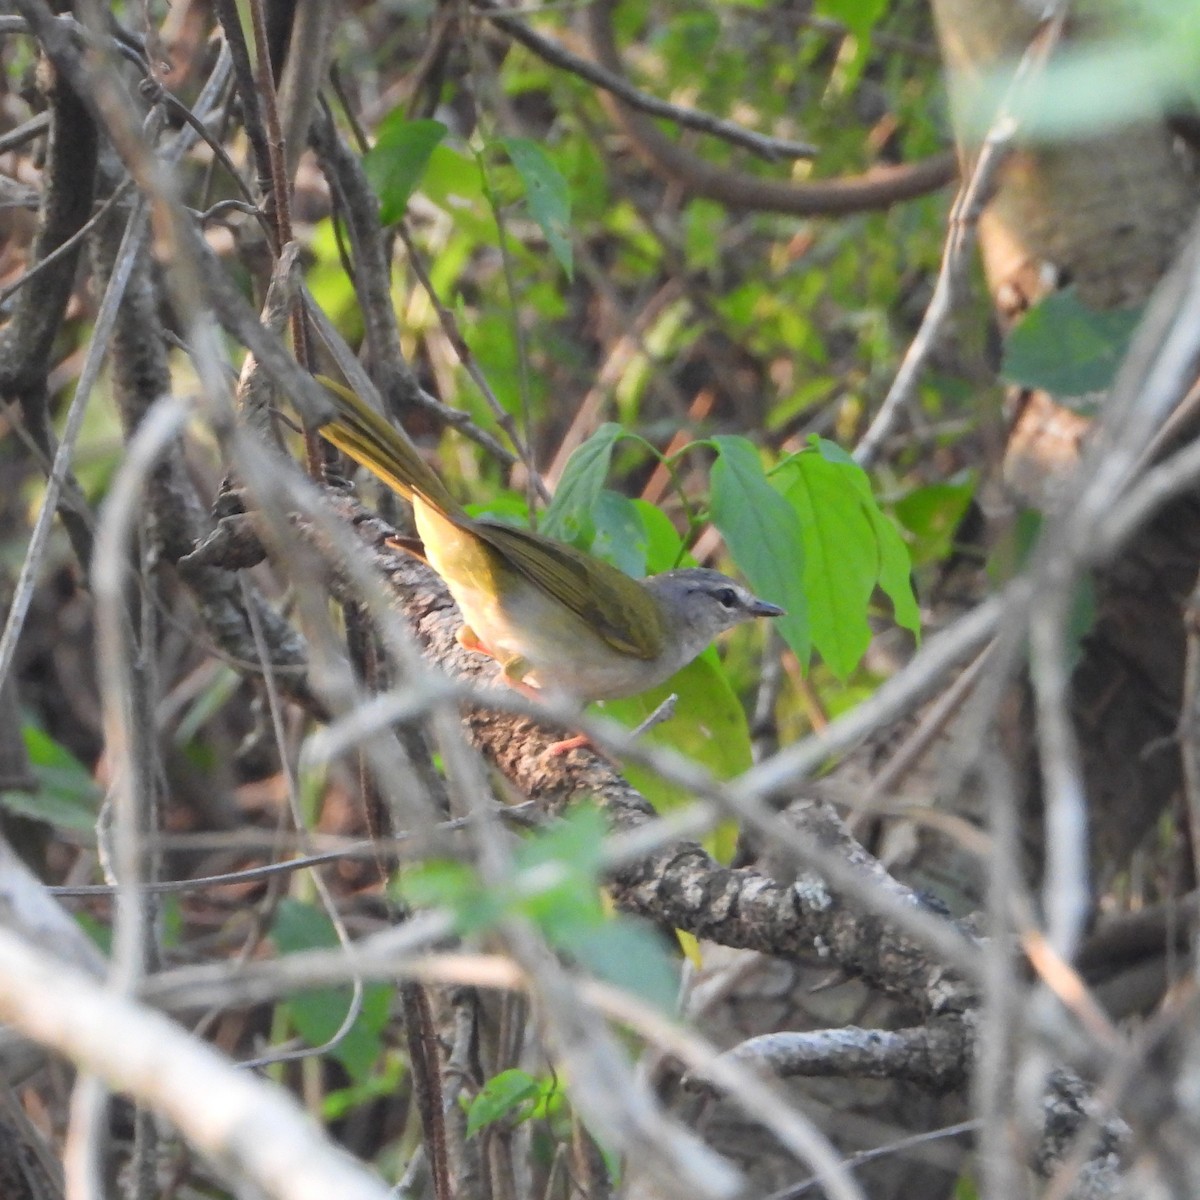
751 599 786 618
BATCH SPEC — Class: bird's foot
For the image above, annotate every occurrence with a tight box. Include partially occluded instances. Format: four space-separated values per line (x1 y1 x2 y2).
546 733 592 756
456 624 489 655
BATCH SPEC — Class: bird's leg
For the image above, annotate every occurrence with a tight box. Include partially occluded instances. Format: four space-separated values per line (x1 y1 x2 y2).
456 624 489 655
455 625 534 687
492 666 593 754
545 733 592 756
454 625 594 755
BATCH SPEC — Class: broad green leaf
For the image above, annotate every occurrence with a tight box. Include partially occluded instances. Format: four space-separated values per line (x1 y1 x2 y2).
305 219 362 338
0 725 101 833
894 480 975 565
541 424 624 542
572 920 680 1013
401 810 610 944
1002 289 1141 398
781 453 877 679
271 901 390 1082
397 860 506 935
400 810 680 1010
159 895 184 950
591 491 649 577
467 493 532 527
807 439 918 637
710 436 809 662
871 505 922 638
683 199 725 270
806 440 921 639
466 1070 541 1137
513 806 608 942
514 803 607 879
500 137 573 278
630 499 692 573
513 809 680 1010
363 115 447 224
464 309 524 416
419 144 496 243
779 439 921 675
813 0 888 82
600 654 748 861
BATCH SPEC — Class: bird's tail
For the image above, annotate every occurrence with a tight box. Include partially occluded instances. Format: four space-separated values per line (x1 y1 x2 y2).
315 376 461 516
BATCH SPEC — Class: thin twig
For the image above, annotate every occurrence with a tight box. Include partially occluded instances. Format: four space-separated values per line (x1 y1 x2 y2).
0 927 392 1200
764 1120 979 1200
473 0 817 162
0 177 134 309
0 199 145 694
231 575 366 1073
0 111 49 154
398 221 549 503
211 0 273 197
1177 576 1200 889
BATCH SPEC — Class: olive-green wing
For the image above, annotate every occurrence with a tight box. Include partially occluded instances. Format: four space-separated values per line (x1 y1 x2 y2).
472 520 666 660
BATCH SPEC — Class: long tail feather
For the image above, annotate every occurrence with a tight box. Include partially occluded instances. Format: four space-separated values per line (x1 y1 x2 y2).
315 376 461 516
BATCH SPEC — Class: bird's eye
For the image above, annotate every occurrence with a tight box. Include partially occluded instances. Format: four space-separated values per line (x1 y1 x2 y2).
714 587 739 609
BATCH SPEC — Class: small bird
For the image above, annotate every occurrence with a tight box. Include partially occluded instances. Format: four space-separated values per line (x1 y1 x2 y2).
316 378 784 702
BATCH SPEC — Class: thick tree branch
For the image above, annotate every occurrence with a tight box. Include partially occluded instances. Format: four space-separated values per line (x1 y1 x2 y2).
713 1019 972 1093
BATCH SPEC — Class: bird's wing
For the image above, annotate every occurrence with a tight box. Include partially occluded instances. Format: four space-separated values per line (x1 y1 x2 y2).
471 520 666 660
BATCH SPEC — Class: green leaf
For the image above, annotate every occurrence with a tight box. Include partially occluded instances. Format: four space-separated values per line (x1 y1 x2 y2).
812 0 888 82
871 505 921 638
591 491 649 577
159 895 184 950
271 901 390 1082
781 454 876 679
630 499 692 573
814 0 889 40
601 654 749 861
514 803 607 881
397 860 506 935
683 199 725 270
363 114 447 224
420 145 496 246
512 806 608 943
541 424 624 543
777 438 920 678
0 725 101 833
571 920 680 1013
894 480 975 565
500 137 573 278
466 1069 541 1137
1002 289 1142 398
709 436 809 662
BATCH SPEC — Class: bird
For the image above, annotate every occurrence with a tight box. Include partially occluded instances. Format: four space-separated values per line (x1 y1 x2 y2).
315 377 784 703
